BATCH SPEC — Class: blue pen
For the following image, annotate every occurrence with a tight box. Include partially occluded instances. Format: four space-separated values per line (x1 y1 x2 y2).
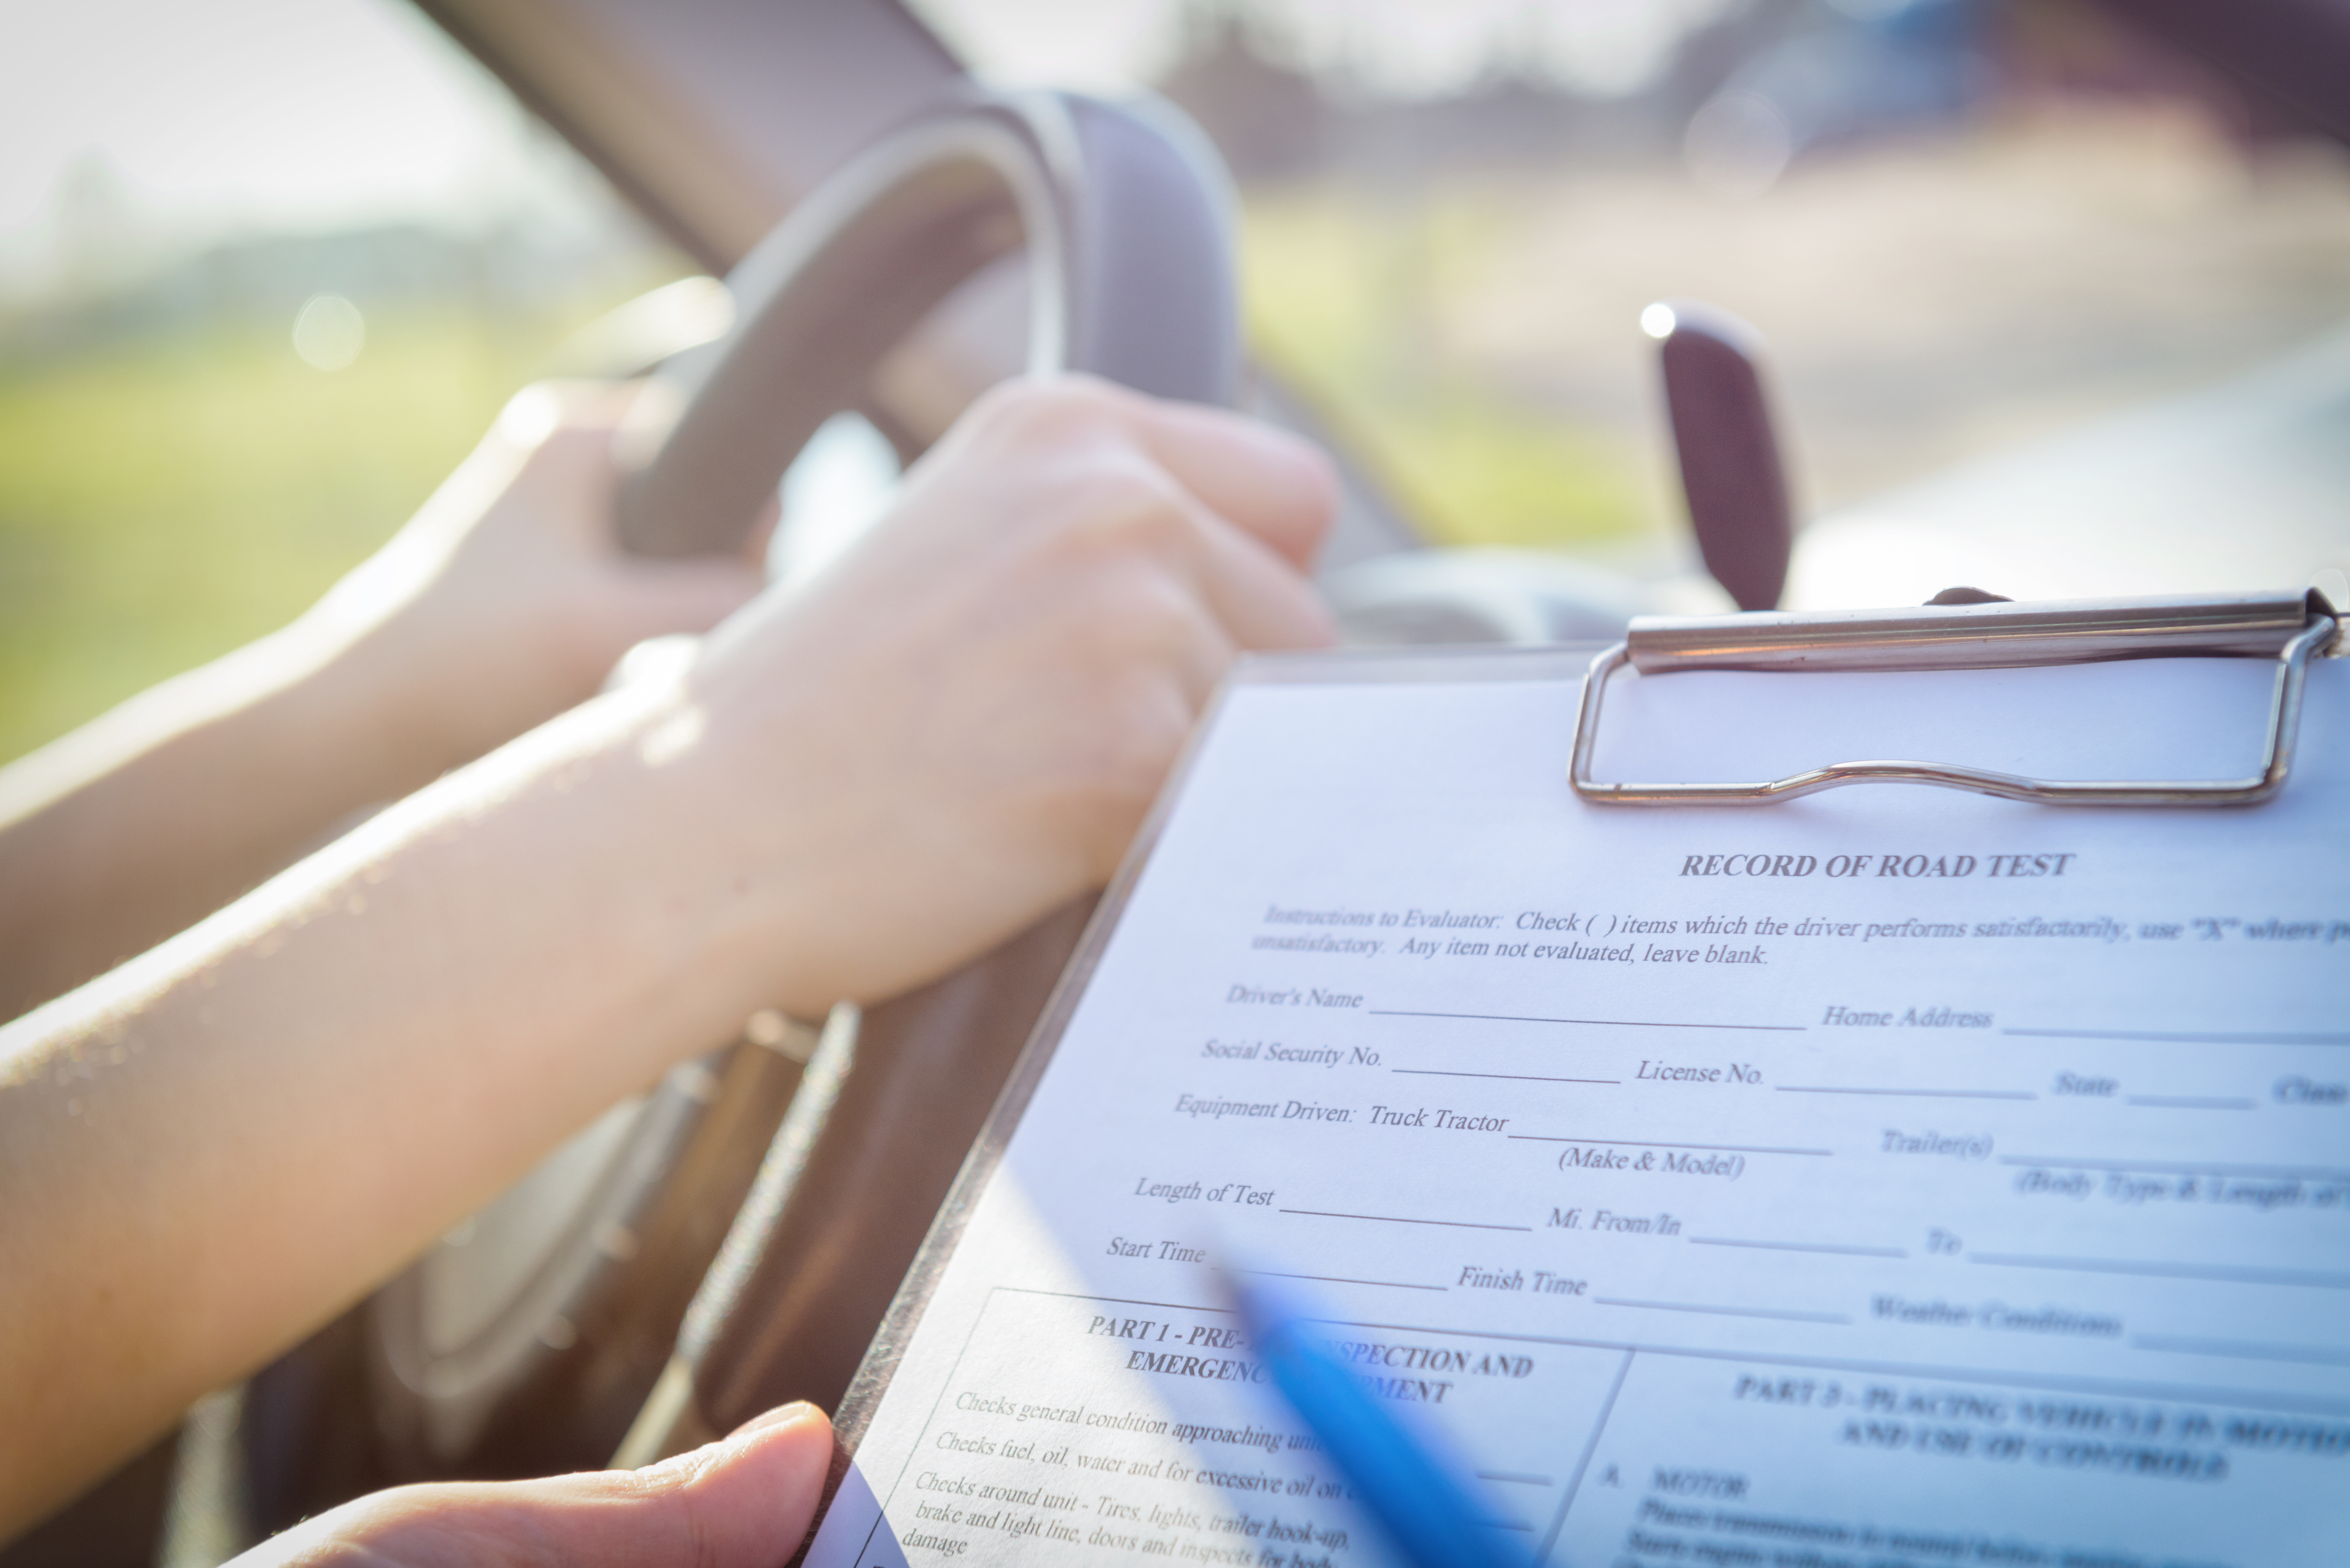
1222 1264 1539 1568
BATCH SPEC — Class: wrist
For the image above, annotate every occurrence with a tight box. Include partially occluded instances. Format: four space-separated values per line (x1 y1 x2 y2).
282 597 484 795
461 677 831 1070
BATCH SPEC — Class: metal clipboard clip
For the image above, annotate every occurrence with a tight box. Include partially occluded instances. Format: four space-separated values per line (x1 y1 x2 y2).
1571 589 2341 808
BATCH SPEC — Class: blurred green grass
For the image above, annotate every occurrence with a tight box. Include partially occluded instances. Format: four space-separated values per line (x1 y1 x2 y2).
0 305 595 765
1 194 1646 770
1241 186 1643 552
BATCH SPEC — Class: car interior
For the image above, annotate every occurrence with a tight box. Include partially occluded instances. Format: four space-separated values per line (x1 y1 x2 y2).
1 1 2344 1562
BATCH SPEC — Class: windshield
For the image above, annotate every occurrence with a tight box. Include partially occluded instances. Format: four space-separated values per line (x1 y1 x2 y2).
7 0 2348 772
0 0 692 766
919 0 2350 592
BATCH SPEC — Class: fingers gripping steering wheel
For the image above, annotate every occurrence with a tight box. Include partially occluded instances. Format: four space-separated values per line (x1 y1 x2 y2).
361 90 1241 1484
616 89 1239 554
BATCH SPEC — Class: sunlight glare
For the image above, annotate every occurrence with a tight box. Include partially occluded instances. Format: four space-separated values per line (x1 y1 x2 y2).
291 293 365 370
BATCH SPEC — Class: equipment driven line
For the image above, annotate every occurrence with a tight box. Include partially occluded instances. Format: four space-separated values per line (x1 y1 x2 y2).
1511 1135 1832 1157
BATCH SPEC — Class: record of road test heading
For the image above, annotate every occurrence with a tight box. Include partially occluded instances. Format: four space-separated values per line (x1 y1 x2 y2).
800 593 2350 1568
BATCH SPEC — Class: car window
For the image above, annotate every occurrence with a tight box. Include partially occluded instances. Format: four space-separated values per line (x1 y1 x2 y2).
917 0 2350 585
9 0 2349 775
0 0 693 766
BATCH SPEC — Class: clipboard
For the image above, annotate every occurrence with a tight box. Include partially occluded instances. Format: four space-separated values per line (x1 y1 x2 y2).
1573 589 2339 807
803 588 2347 1568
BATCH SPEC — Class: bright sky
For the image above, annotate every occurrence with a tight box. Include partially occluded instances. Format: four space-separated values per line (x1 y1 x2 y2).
0 0 562 292
0 0 1733 298
911 0 1735 101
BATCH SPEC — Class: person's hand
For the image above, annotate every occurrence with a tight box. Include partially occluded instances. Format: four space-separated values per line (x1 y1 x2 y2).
670 373 1338 1016
0 380 765 1022
311 380 766 781
0 376 1333 1533
238 1403 831 1567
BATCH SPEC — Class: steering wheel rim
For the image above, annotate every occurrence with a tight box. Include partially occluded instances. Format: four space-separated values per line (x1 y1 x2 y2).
358 88 1240 1486
615 87 1239 557
639 86 1243 1452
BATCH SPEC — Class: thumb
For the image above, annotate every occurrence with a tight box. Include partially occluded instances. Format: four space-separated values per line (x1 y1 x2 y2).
246 1403 834 1567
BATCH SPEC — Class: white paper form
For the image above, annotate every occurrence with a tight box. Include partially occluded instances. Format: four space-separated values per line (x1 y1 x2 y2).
807 647 2350 1568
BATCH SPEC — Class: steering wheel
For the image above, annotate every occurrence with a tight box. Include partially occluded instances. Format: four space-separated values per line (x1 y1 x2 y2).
350 89 1240 1487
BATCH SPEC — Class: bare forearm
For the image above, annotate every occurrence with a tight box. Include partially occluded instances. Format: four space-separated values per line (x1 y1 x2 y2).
0 680 766 1536
0 386 762 1024
0 623 451 1021
0 376 1337 1540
